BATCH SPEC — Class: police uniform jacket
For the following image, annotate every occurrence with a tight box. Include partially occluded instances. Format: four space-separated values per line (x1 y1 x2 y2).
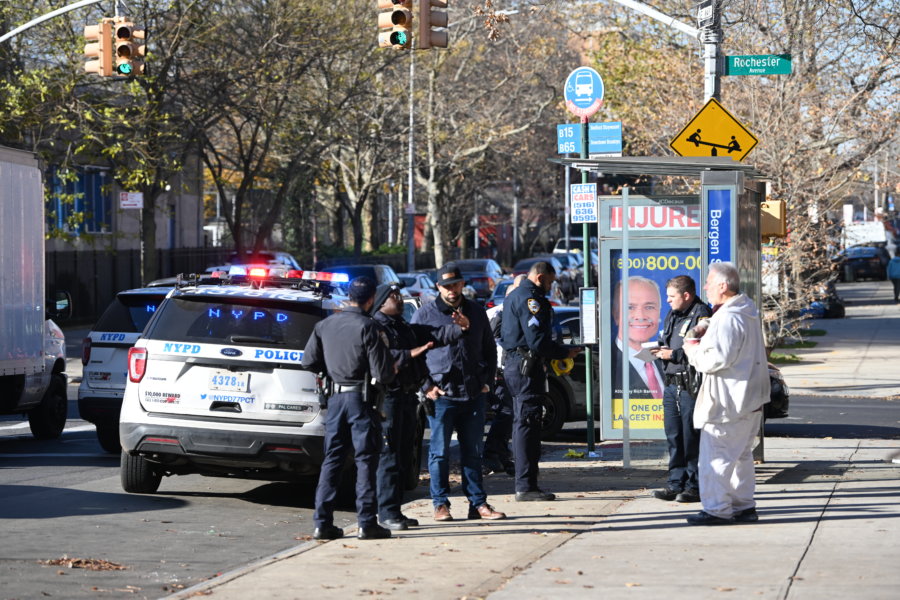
410 295 495 399
372 310 464 393
500 279 570 360
301 306 395 386
660 297 713 376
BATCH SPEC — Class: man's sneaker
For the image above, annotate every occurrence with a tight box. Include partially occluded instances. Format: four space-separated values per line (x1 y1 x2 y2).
468 503 507 520
313 525 344 540
733 507 759 523
686 511 734 526
433 504 453 522
675 489 701 503
357 524 392 540
653 487 681 501
515 489 556 502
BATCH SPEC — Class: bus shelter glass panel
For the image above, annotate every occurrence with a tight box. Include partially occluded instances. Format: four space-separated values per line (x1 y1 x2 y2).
597 195 702 441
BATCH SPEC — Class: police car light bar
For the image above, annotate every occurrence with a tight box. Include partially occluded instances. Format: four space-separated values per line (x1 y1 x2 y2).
288 270 350 283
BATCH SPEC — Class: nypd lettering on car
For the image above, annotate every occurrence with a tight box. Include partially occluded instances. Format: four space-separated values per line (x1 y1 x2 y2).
147 340 304 363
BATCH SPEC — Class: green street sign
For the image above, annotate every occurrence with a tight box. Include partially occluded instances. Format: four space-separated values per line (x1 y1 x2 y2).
726 54 792 76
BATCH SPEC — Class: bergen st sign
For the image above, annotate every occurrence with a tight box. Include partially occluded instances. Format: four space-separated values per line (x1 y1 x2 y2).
726 54 792 76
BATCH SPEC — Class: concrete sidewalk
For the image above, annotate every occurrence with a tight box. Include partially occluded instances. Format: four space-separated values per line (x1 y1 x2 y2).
163 280 900 599
168 438 900 600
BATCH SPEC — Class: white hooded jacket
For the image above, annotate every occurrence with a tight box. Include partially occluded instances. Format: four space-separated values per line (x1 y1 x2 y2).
687 293 770 427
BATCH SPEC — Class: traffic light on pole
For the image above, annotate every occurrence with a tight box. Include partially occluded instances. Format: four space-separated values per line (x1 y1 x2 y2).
113 18 145 76
84 19 113 77
418 0 448 49
378 0 413 49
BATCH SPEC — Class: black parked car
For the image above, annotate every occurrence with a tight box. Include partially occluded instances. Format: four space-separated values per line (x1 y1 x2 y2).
449 259 505 302
833 245 890 281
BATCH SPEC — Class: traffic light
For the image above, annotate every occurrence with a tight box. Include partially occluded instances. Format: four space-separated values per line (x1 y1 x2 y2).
84 19 113 77
418 0 448 49
113 17 145 76
378 0 413 49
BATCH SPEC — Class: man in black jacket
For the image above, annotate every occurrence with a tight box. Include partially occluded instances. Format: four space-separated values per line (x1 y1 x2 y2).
649 275 712 503
301 277 396 541
411 264 506 522
371 283 467 531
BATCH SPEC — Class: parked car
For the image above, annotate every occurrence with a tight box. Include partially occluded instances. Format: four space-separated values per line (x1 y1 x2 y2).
833 245 890 281
206 250 302 275
512 256 573 301
484 277 516 309
553 236 597 254
79 287 173 452
397 272 439 302
328 264 411 297
448 259 505 302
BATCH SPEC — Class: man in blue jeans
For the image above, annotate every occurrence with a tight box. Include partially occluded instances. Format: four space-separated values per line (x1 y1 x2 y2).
411 263 506 522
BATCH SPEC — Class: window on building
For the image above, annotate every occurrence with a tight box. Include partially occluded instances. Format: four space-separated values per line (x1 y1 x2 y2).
48 167 111 234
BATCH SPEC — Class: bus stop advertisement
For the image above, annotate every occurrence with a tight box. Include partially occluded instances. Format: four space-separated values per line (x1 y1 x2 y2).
555 158 766 463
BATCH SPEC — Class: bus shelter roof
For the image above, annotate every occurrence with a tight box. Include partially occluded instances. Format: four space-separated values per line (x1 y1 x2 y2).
550 156 765 179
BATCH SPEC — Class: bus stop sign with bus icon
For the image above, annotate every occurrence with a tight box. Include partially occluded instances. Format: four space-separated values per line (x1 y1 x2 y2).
564 67 604 118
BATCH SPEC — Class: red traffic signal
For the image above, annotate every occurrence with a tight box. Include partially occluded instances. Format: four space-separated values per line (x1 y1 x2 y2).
378 0 413 49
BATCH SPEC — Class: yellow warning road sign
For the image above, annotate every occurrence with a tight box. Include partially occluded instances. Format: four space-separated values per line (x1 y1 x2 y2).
670 98 758 161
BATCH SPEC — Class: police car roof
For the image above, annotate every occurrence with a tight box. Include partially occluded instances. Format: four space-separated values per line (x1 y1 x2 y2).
171 283 347 307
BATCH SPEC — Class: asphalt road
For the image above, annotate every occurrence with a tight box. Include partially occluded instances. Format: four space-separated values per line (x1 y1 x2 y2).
0 380 368 600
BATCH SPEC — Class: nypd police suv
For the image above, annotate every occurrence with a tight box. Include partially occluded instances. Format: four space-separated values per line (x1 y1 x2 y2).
118 270 349 494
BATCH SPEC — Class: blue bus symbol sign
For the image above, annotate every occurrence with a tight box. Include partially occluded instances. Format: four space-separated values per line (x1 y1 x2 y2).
564 67 604 118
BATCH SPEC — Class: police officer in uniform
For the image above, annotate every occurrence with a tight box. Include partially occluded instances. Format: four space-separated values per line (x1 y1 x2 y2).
501 262 582 501
649 275 712 503
301 276 396 540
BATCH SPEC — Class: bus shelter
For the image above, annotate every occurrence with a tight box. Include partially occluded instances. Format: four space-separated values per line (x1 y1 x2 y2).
552 157 766 442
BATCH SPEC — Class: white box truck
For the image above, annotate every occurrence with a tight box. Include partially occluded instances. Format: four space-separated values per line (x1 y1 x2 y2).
0 145 71 439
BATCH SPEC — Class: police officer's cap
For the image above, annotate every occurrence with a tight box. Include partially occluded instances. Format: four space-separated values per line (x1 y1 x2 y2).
348 276 377 304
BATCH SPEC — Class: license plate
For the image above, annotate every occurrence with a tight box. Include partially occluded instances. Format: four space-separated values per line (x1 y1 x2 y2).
208 370 249 392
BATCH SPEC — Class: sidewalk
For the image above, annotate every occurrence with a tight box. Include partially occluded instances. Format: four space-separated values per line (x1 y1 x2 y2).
164 280 900 599
169 438 900 600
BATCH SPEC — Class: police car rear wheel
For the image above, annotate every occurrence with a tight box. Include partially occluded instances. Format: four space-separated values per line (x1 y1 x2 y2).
28 373 67 440
121 451 162 494
540 386 568 441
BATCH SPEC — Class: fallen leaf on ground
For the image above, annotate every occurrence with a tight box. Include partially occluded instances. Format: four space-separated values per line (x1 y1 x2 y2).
714 587 736 592
546 567 562 572
625 582 641 587
39 557 127 571
555 580 572 584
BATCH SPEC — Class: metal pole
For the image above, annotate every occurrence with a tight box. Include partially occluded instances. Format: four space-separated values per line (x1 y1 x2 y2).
513 183 519 255
406 49 415 273
387 186 394 245
621 187 631 468
0 0 104 44
474 195 480 253
564 166 571 253
581 116 596 455
700 1 722 102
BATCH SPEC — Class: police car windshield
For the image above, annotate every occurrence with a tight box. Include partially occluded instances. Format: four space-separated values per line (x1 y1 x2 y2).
95 293 168 333
147 296 327 348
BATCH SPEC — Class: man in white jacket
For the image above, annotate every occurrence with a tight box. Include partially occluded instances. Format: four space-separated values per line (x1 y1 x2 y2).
683 262 770 525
